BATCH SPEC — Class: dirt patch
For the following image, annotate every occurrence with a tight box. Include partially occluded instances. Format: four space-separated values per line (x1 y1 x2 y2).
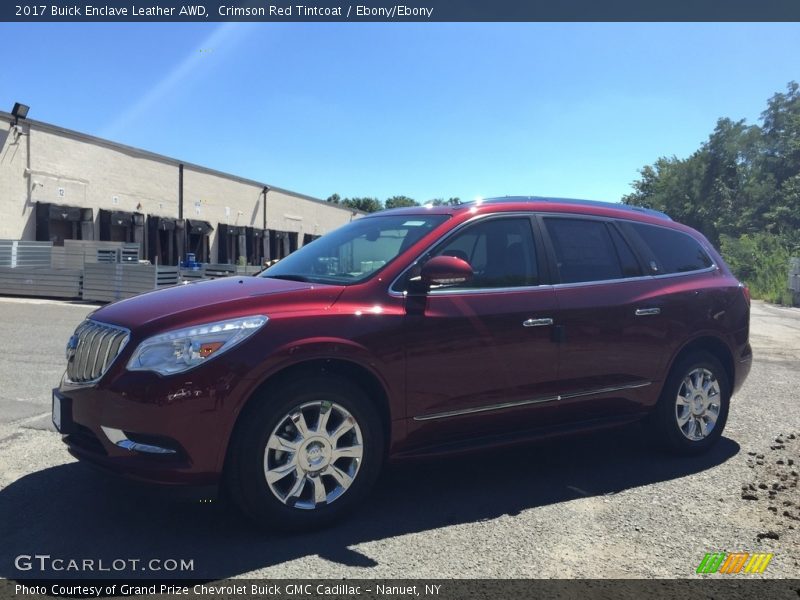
741 432 800 540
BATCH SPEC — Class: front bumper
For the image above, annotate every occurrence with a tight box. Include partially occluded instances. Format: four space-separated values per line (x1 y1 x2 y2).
54 365 252 487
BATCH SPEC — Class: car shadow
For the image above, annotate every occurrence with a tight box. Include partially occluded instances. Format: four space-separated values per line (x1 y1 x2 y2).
0 425 739 580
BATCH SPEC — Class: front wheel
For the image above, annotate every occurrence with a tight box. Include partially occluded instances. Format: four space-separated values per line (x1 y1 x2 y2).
650 351 730 455
226 375 384 531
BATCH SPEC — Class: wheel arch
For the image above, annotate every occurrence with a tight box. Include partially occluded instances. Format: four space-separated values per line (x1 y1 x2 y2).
666 334 735 391
223 357 393 472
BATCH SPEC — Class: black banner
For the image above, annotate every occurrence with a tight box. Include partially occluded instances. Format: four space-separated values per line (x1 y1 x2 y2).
2 0 800 22
2 579 800 600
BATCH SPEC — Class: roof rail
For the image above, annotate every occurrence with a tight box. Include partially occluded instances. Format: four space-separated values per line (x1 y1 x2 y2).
481 196 672 221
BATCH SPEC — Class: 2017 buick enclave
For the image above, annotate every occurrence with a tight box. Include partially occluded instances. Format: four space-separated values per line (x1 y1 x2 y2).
53 197 752 530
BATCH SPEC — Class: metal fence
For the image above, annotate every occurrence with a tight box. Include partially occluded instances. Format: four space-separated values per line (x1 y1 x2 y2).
0 240 53 268
0 239 264 303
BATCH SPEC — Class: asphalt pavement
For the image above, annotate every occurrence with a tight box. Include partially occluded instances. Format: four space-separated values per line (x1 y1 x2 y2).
0 297 798 579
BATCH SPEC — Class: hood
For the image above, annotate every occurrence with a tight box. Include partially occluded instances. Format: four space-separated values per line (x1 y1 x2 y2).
89 276 345 333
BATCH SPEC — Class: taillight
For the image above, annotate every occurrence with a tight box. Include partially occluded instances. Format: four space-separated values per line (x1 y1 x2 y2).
740 283 751 306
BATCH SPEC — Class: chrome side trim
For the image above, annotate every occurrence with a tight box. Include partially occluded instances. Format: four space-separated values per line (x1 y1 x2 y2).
412 381 653 421
635 308 661 316
523 317 553 327
101 426 177 455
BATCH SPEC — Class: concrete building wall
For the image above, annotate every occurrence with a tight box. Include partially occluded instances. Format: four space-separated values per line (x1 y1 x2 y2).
0 124 35 240
0 113 356 263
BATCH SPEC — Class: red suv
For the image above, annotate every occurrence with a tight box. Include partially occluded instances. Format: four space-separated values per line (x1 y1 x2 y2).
53 197 752 530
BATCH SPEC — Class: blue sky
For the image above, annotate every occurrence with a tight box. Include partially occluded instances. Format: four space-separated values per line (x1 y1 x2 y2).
1 23 799 203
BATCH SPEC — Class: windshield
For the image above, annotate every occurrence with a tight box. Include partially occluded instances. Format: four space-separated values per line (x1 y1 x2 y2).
261 214 449 285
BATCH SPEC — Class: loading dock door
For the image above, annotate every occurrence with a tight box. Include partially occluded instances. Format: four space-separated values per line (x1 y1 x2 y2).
99 210 145 244
146 216 181 266
269 230 298 260
186 219 213 263
35 202 94 245
219 224 248 264
246 227 267 266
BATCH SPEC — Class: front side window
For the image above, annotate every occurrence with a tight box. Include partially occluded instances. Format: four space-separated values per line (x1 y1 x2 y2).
544 217 628 284
402 217 539 290
629 223 714 274
261 214 448 285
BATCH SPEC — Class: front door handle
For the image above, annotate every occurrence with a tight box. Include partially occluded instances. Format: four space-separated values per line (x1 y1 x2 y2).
523 318 554 327
635 308 661 316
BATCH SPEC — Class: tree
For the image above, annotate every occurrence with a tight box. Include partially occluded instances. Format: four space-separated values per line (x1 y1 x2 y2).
326 193 341 204
385 196 419 209
428 197 461 206
624 81 800 304
342 197 383 213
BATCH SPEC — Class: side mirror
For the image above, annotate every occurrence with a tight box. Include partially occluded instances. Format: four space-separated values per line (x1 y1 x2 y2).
420 255 473 288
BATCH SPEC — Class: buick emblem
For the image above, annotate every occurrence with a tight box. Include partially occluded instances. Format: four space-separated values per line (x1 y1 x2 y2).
66 335 79 361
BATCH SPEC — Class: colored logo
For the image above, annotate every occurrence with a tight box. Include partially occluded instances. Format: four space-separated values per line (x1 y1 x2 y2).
697 552 773 574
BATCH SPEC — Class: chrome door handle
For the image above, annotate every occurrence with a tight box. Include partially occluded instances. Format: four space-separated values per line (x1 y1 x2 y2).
635 308 661 316
523 318 554 327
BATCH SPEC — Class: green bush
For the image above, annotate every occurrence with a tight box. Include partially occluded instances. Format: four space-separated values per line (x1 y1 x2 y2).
719 233 795 305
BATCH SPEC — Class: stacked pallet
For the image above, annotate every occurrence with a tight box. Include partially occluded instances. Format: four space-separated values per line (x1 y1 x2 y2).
52 240 140 269
203 264 237 279
82 263 179 303
0 266 82 299
0 240 82 299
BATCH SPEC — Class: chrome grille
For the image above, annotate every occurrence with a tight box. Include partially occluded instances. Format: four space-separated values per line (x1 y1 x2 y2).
66 320 130 384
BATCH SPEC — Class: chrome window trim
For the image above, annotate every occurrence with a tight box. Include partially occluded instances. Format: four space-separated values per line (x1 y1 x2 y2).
64 319 131 387
412 381 653 421
547 263 718 291
387 208 719 298
388 211 543 298
621 219 717 276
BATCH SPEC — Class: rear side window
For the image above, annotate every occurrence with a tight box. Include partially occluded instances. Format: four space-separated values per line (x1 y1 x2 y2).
544 218 629 284
630 223 713 274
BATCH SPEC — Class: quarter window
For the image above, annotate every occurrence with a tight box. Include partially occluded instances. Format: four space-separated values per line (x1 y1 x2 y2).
629 223 713 274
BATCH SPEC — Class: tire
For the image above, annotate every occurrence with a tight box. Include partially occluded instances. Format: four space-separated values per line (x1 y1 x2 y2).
649 351 730 455
226 374 384 531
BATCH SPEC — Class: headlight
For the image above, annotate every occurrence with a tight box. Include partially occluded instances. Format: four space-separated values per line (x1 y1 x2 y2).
127 315 268 376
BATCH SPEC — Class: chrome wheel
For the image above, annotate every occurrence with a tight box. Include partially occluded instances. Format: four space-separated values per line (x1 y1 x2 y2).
675 368 721 441
264 400 363 510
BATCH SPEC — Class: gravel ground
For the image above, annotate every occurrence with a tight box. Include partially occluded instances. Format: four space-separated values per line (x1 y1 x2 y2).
0 297 797 579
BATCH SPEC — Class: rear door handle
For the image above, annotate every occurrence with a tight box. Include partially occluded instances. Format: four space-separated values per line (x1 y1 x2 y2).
635 308 661 316
523 318 554 327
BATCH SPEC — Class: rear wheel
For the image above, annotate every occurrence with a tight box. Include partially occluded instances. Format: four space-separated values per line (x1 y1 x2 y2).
226 375 384 530
650 351 730 454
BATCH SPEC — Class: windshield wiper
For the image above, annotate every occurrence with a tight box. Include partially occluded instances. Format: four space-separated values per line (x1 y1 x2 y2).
263 274 313 282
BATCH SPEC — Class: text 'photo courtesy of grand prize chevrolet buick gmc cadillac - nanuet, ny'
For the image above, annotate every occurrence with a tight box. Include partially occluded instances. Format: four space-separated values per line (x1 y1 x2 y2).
52 197 751 530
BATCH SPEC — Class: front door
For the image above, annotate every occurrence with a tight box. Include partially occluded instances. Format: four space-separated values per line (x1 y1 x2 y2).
402 215 560 450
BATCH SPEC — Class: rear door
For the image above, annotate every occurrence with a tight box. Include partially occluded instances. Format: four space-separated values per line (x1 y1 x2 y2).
540 215 669 420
